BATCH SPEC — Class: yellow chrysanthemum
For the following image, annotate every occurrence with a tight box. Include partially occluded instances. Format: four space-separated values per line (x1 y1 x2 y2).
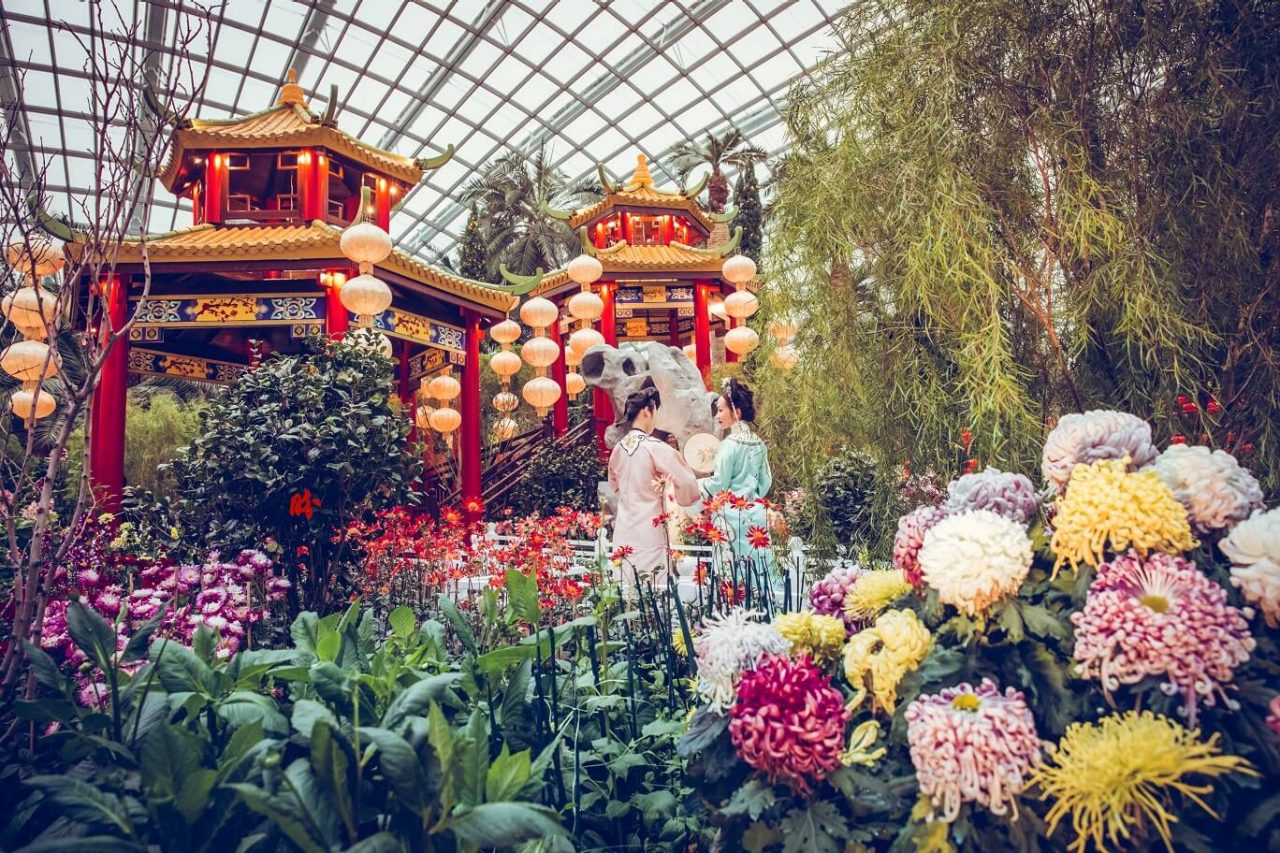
671 625 688 657
1030 711 1255 853
774 611 847 667
843 609 932 713
1051 458 1198 575
843 569 913 621
841 719 887 767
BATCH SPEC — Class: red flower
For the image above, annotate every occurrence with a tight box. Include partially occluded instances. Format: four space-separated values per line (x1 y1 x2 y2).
442 508 463 526
652 512 671 527
1170 434 1187 445
729 494 752 510
747 526 771 550
963 458 979 475
693 563 708 585
1180 401 1198 415
1176 395 1191 406
729 655 851 794
960 429 973 453
705 525 728 545
1206 398 1222 414
610 545 635 562
463 497 486 515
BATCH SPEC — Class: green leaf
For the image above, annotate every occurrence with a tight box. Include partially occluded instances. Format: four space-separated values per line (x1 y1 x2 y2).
290 612 323 660
678 706 728 755
388 606 415 638
720 779 776 821
446 802 567 847
358 726 434 814
16 838 146 852
438 595 477 656
19 641 68 693
504 570 541 624
149 638 213 695
217 721 267 783
141 722 203 798
308 661 350 710
1017 601 1070 641
632 789 677 822
426 702 457 804
343 832 406 853
743 821 783 853
228 783 325 853
218 690 288 735
66 600 118 674
485 744 532 803
121 606 168 665
291 698 339 739
175 768 218 824
641 718 685 740
779 801 847 853
382 672 463 729
458 710 489 808
23 776 136 837
13 697 76 724
309 721 356 842
995 600 1024 643
315 629 340 663
475 643 535 674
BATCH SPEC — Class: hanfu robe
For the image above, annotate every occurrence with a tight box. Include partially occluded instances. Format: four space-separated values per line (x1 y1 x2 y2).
698 421 774 569
608 428 700 589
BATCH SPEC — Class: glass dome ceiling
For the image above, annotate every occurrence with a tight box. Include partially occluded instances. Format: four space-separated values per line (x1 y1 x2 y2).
3 0 844 264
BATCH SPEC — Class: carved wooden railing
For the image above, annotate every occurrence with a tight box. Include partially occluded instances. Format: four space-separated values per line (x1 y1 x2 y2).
438 417 593 510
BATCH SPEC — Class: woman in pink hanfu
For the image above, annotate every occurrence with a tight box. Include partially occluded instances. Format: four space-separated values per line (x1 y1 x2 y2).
608 386 700 591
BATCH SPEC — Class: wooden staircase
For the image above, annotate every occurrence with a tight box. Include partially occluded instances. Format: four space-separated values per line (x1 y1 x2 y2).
435 417 594 510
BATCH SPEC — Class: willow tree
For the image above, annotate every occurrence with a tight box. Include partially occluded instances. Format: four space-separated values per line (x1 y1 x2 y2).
756 0 1280 493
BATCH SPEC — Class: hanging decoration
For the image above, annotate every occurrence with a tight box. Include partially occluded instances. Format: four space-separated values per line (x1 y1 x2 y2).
566 253 605 356
3 238 64 422
566 371 587 400
768 315 799 370
425 369 461 446
721 253 760 357
338 217 395 357
518 296 561 417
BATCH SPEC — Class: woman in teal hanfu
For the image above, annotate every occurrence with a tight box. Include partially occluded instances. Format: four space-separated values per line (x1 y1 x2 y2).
698 378 774 571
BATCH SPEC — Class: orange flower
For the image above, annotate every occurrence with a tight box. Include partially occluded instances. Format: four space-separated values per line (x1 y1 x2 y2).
747 526 771 550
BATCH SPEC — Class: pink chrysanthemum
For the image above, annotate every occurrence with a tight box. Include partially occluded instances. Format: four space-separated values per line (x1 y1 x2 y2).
1268 697 1280 739
808 566 863 631
905 679 1042 823
729 654 850 794
1071 551 1255 726
893 505 949 589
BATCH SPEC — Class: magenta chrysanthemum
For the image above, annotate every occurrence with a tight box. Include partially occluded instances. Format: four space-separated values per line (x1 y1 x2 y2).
893 505 950 589
808 566 863 631
728 654 851 794
905 679 1042 822
1070 551 1255 726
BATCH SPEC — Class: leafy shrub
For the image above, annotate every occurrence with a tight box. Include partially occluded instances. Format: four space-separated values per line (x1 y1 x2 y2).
501 435 605 517
807 447 880 548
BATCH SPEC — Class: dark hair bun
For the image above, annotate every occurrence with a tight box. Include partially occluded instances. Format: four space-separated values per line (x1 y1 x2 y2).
621 385 661 423
720 378 756 422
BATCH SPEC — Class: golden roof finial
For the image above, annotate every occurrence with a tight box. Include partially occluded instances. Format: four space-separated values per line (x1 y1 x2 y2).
631 153 653 188
277 67 307 107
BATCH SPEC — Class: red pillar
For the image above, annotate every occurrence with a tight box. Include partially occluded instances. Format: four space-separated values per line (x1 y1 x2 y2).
89 275 129 510
593 282 617 454
693 281 712 388
203 153 225 224
310 152 330 222
375 178 392 231
460 312 483 519
297 150 315 220
549 318 569 435
399 340 417 445
325 271 350 340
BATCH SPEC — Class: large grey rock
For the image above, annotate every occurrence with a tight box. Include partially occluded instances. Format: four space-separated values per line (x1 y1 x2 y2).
580 341 718 450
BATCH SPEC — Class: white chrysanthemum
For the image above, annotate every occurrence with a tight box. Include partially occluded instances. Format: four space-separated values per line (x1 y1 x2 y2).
693 608 790 712
1042 410 1158 494
918 510 1032 615
1220 507 1280 627
1150 444 1264 533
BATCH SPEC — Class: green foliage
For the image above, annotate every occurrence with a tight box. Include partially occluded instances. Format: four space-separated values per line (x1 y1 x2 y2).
807 446 881 551
166 336 419 611
756 0 1280 492
734 163 764 261
457 205 488 281
500 434 605 516
667 129 766 213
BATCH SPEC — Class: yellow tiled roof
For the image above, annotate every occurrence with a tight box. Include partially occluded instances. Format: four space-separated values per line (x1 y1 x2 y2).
74 222 516 313
567 154 718 232
530 240 731 296
158 102 425 189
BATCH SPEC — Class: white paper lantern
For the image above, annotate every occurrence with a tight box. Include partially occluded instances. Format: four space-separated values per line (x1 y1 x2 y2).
415 404 435 430
522 375 561 414
489 349 522 379
724 325 760 356
6 237 64 279
427 373 461 402
767 316 798 342
771 344 798 370
339 273 393 317
564 347 582 368
723 289 759 320
721 254 757 284
682 343 697 363
519 296 558 330
568 326 605 356
521 335 559 369
1 340 58 382
567 253 603 285
3 287 57 338
428 406 461 434
493 390 519 413
11 387 56 420
568 289 604 322
339 221 393 267
566 372 586 398
492 417 520 441
490 318 522 345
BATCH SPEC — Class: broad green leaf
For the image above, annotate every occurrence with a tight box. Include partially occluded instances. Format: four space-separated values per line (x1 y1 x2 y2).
504 570 540 625
357 726 432 814
343 832 405 853
475 644 535 674
19 641 68 693
22 776 135 837
720 779 776 821
228 783 325 853
141 722 203 797
315 629 341 663
382 672 463 729
485 744 531 803
149 639 213 695
388 606 415 638
121 606 168 665
16 838 146 852
66 600 118 674
291 699 339 739
458 710 489 808
438 595 477 656
174 768 218 824
1017 601 1070 641
779 801 846 853
426 702 456 805
217 721 267 782
290 612 323 660
631 789 676 822
218 690 288 735
446 802 567 848
309 721 356 842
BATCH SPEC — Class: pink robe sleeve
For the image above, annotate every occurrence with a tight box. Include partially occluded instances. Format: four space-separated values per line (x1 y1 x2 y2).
651 441 700 506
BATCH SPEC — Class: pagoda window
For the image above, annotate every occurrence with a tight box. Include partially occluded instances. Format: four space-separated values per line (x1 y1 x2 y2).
223 151 304 224
631 214 672 246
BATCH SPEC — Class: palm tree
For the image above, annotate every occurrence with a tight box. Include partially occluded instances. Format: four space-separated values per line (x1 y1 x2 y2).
460 148 600 277
666 128 767 213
